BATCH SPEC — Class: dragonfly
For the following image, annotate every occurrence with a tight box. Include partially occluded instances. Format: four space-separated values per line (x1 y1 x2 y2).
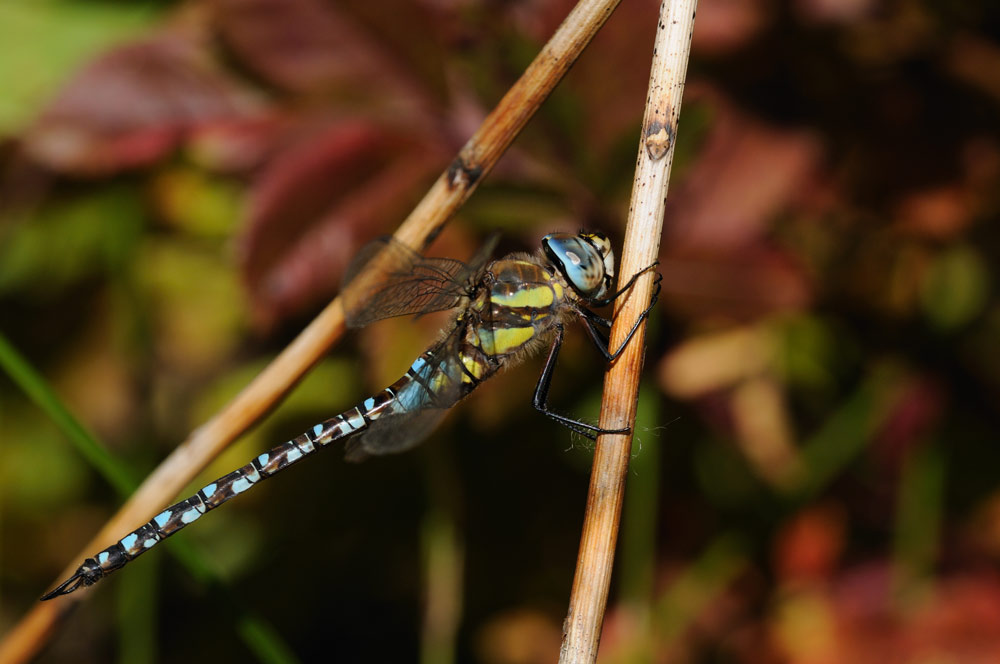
41 230 659 600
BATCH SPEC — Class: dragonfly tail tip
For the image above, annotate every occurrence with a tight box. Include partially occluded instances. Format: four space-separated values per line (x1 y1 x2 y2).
40 570 88 601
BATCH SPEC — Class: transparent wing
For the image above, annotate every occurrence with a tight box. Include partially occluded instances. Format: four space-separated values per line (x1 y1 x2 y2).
344 408 449 462
342 234 500 328
344 327 475 461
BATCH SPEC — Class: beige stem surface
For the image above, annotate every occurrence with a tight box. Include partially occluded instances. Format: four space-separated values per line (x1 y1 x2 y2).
559 0 698 661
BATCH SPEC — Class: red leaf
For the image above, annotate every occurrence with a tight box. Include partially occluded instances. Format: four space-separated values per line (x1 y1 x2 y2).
210 0 438 129
774 504 846 584
659 243 813 319
872 376 945 470
692 0 770 55
25 34 258 176
665 94 824 253
239 117 446 327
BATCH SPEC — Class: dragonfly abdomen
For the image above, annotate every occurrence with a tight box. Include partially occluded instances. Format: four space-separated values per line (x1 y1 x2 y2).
43 346 487 598
41 410 370 598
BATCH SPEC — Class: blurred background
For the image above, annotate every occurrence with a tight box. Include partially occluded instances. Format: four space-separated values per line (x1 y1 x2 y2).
2 0 1000 662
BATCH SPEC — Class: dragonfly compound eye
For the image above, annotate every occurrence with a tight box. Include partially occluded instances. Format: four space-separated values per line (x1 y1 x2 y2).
541 232 613 301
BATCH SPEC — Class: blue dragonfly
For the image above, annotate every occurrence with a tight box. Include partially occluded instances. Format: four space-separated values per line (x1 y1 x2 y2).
42 230 659 599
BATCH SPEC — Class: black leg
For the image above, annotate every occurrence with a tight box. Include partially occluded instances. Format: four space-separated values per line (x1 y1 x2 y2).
589 260 660 307
581 271 663 362
580 315 612 361
533 324 630 440
580 307 612 328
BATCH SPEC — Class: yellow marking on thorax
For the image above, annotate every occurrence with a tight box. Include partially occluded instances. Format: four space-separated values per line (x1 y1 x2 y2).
480 325 535 356
492 284 555 309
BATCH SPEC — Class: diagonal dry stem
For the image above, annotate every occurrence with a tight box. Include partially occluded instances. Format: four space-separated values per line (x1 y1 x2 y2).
559 0 699 661
0 1 624 662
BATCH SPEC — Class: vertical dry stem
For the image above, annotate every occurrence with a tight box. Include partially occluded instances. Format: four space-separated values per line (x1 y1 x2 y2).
0 2 623 663
559 0 698 661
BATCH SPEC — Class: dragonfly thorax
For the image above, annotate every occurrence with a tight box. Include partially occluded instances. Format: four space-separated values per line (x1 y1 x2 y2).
541 232 615 302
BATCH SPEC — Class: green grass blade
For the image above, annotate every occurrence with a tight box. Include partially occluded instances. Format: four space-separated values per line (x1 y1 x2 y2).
0 330 136 495
655 535 746 648
118 552 159 664
783 367 899 501
892 441 944 600
0 330 301 664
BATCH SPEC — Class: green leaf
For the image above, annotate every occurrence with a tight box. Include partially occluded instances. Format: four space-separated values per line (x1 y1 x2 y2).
0 0 158 132
920 244 990 331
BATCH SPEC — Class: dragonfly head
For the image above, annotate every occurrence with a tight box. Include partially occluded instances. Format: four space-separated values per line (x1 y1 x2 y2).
542 231 615 302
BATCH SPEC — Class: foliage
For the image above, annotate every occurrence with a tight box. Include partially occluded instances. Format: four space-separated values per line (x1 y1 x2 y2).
2 0 1000 662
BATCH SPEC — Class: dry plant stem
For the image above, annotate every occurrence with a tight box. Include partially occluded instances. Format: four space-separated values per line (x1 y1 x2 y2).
559 0 698 662
0 2 624 663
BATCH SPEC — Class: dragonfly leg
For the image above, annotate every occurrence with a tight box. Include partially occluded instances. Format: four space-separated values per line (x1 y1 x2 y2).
579 316 612 361
582 271 662 362
580 307 612 329
589 260 660 307
533 323 630 440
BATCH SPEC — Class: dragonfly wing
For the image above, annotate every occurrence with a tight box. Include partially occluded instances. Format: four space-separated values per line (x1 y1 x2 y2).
450 232 500 287
344 326 477 461
344 407 449 462
343 238 467 328
341 235 501 328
